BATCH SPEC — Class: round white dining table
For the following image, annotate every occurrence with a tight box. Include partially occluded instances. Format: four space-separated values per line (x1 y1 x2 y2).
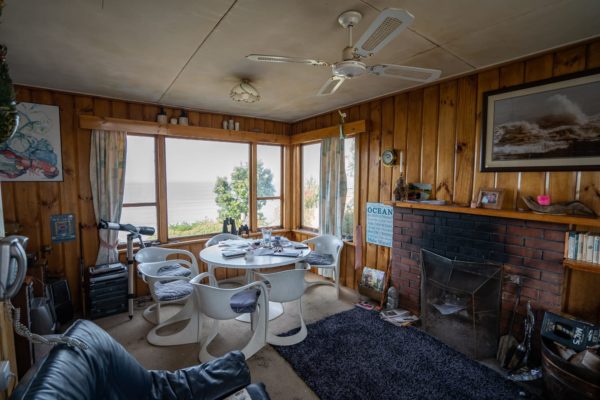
199 242 311 321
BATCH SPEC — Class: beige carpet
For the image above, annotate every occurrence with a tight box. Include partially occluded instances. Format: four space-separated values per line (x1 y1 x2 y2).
94 273 359 400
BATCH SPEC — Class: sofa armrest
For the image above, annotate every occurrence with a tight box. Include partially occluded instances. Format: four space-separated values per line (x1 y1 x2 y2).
148 351 251 400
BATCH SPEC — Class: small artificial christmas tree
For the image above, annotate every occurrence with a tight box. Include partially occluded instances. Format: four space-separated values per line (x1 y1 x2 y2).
0 0 19 143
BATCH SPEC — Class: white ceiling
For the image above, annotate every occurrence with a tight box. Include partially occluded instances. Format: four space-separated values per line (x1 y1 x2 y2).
2 0 599 122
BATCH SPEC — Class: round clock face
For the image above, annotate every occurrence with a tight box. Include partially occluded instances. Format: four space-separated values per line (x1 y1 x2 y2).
382 149 396 166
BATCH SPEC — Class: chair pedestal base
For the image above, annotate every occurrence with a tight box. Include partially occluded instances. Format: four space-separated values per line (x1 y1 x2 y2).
306 279 340 297
236 301 283 322
146 301 201 346
266 300 307 346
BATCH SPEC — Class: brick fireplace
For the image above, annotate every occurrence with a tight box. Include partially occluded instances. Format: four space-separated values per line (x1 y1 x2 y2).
391 207 567 334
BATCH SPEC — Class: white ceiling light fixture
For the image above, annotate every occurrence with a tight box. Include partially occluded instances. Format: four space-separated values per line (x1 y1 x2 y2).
230 79 260 103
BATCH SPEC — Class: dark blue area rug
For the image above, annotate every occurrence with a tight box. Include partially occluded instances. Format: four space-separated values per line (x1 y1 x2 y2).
274 307 527 400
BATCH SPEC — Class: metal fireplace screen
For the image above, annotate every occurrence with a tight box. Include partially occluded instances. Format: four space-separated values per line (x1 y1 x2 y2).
420 249 502 359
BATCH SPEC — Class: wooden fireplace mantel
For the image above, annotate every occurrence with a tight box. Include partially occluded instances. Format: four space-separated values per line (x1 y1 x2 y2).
384 201 600 228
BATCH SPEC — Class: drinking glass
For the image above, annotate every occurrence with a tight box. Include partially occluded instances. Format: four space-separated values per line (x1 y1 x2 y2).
262 228 272 247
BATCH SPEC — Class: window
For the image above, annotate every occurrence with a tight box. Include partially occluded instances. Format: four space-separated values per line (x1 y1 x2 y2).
300 138 355 238
165 138 249 238
342 137 355 240
301 143 321 229
256 145 282 228
120 135 158 242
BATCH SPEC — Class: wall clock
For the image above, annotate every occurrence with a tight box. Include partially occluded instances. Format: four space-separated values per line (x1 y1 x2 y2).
381 149 397 167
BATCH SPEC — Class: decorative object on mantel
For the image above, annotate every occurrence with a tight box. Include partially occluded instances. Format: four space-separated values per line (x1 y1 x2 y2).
481 68 600 172
407 182 431 201
178 110 188 126
393 174 408 201
156 107 167 124
521 196 596 216
169 117 177 125
230 79 260 103
536 194 551 206
0 42 18 143
476 188 504 209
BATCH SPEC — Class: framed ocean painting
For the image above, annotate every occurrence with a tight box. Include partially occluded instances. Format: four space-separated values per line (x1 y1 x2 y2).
481 69 600 172
0 102 63 181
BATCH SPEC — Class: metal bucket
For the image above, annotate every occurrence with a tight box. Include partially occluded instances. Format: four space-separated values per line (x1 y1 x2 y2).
541 338 600 399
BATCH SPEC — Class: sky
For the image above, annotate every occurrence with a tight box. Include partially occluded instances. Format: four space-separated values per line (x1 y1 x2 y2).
124 135 281 185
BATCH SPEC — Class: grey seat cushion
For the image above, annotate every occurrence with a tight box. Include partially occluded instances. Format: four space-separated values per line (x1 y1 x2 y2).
304 252 335 266
154 280 193 301
157 264 192 277
230 289 261 314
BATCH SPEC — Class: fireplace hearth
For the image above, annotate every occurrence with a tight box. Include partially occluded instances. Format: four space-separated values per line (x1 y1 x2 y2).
392 207 566 341
420 249 502 359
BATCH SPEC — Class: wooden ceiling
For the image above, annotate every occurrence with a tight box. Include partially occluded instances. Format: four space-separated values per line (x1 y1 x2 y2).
1 0 599 122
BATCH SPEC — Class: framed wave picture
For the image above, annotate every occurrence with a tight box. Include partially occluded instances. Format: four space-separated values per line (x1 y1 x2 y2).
481 69 600 172
0 102 63 181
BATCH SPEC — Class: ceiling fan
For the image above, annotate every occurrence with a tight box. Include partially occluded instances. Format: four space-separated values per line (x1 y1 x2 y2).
246 8 442 96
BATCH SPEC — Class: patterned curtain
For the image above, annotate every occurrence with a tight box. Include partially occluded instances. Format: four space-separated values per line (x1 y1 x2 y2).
318 136 347 277
90 129 127 265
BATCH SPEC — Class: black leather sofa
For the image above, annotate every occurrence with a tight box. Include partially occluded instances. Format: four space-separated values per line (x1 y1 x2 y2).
12 319 270 400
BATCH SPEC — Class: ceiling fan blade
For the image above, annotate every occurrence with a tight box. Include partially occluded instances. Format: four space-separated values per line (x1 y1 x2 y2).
317 76 345 96
246 54 328 67
368 64 441 83
354 8 414 58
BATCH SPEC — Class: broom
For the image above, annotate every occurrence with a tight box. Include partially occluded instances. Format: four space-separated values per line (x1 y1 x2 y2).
497 275 522 367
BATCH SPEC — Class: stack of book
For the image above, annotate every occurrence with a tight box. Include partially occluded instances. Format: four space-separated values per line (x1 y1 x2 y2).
379 308 419 327
566 231 600 264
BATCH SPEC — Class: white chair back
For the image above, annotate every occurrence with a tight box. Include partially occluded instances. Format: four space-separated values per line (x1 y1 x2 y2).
302 234 344 298
256 269 307 303
306 234 343 259
194 284 250 320
135 247 199 275
205 233 241 248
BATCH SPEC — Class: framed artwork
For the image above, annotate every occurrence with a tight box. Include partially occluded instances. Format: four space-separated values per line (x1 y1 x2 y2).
0 102 63 181
477 188 504 210
481 69 600 172
50 213 76 242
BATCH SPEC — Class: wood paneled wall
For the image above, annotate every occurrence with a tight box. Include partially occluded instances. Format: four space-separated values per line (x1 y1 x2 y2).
291 39 600 281
2 40 599 311
1 86 290 310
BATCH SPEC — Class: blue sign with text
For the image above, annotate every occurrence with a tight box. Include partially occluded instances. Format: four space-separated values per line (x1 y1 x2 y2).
366 202 393 248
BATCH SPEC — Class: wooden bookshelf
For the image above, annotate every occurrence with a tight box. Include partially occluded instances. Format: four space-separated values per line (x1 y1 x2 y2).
563 259 600 274
384 201 600 228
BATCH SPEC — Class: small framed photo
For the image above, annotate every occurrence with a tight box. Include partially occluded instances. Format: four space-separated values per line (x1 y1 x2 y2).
477 188 504 209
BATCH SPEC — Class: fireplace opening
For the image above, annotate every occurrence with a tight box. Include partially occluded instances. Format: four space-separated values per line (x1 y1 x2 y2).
420 249 503 360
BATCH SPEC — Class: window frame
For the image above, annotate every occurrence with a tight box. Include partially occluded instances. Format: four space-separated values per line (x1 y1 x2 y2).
298 138 358 240
122 132 285 243
119 133 159 243
254 143 284 230
300 142 322 232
